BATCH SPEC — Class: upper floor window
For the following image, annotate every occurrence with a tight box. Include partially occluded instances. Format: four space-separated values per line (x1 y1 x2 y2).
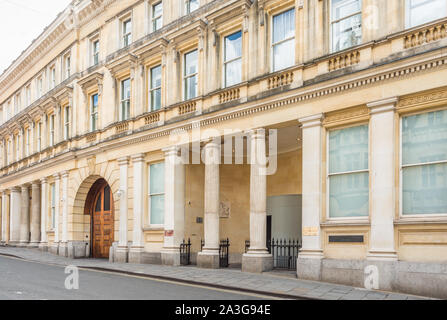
64 106 70 140
37 121 42 152
185 0 199 14
224 31 242 87
122 19 132 47
406 0 447 28
25 127 30 157
331 0 362 52
7 140 11 165
152 2 163 31
91 94 98 132
272 8 295 72
92 40 100 66
120 79 131 121
328 124 369 218
37 77 43 98
401 109 447 215
183 50 198 100
49 114 55 147
64 55 71 79
25 85 31 106
14 94 20 114
148 162 164 225
150 65 162 111
50 66 56 89
6 101 11 120
14 134 19 162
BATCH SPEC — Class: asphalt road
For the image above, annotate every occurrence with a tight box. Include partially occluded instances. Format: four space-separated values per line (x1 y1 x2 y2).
0 256 269 300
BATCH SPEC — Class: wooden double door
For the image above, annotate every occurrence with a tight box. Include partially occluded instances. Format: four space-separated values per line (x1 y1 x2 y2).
91 182 114 259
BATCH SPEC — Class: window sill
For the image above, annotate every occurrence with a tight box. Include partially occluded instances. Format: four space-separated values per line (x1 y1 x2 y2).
394 216 447 225
143 226 164 232
321 218 370 227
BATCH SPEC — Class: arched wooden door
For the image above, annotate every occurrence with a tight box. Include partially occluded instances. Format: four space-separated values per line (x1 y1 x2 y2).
91 182 114 258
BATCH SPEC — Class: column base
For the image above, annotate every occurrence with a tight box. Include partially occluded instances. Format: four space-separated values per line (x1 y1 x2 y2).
297 250 324 281
58 243 68 257
17 241 30 248
38 242 48 252
128 247 145 264
242 252 273 273
8 241 20 247
197 250 220 269
114 247 129 263
67 241 89 259
161 248 181 266
28 242 40 248
48 243 59 255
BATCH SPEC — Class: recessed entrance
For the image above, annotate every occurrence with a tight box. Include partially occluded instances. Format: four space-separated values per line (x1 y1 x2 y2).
85 179 114 259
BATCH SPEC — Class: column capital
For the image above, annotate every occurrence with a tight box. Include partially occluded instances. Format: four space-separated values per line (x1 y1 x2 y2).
247 128 266 139
131 153 146 163
61 171 69 178
31 181 41 188
53 173 60 180
40 177 48 184
367 97 398 114
21 184 30 191
117 156 130 166
202 138 221 149
298 114 324 128
11 186 21 193
162 146 181 156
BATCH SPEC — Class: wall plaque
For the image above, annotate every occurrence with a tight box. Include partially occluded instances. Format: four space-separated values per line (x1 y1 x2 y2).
303 227 319 236
329 235 364 243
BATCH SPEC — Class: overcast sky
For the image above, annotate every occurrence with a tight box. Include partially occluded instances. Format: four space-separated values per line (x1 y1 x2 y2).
0 0 72 75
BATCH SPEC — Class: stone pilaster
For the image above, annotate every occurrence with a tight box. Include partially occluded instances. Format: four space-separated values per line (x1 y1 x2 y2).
366 97 398 291
39 178 48 251
115 156 130 263
161 146 185 266
9 187 21 246
297 114 324 281
197 140 221 269
49 173 60 255
242 129 273 273
129 154 146 264
0 191 7 245
30 182 41 247
59 171 69 257
19 184 30 246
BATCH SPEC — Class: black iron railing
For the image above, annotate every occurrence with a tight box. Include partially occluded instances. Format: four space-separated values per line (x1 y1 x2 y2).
245 238 301 270
219 238 230 268
180 238 191 266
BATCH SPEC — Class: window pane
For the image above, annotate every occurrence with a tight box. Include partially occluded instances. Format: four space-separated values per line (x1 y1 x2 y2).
403 163 447 214
151 66 162 89
122 79 131 99
273 39 295 72
95 193 102 212
150 163 165 194
332 13 362 51
185 75 197 100
333 0 362 20
185 50 198 76
225 32 242 62
402 110 447 165
104 185 111 211
150 194 164 224
153 2 162 17
151 88 161 111
225 59 242 87
329 125 368 174
187 0 199 13
273 8 295 44
408 0 446 28
329 172 369 217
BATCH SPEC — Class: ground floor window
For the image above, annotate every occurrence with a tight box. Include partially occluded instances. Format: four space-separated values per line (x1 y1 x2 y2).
148 162 164 225
402 109 447 215
328 124 369 218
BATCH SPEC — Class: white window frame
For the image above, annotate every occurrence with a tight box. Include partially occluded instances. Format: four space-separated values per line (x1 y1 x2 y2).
271 8 296 72
50 66 56 89
25 127 30 157
64 106 70 140
330 0 362 53
183 49 198 101
120 78 131 121
399 109 447 218
326 123 370 220
92 39 100 66
152 1 163 32
37 121 42 152
405 0 447 29
185 0 199 15
122 18 132 48
147 162 165 226
91 94 99 132
149 65 162 111
223 30 243 88
49 114 55 147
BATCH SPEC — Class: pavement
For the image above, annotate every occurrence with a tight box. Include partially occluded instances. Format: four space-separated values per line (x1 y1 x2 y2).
0 246 434 300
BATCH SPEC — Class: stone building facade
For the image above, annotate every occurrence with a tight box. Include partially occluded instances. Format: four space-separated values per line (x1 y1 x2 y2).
0 0 447 298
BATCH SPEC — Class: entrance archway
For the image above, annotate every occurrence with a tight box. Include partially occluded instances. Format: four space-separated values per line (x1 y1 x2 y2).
85 179 114 258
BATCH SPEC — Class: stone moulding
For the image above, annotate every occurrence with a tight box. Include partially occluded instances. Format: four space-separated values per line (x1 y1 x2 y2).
404 22 447 49
218 87 241 104
267 71 294 90
328 50 361 72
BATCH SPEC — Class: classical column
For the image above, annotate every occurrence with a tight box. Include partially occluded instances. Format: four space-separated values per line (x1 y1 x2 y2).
367 98 398 266
297 114 324 281
59 171 69 257
115 157 129 263
161 146 185 266
242 129 273 273
30 182 41 247
19 184 30 246
2 191 9 245
129 154 145 263
197 140 221 269
9 187 21 245
50 173 60 255
39 178 48 251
